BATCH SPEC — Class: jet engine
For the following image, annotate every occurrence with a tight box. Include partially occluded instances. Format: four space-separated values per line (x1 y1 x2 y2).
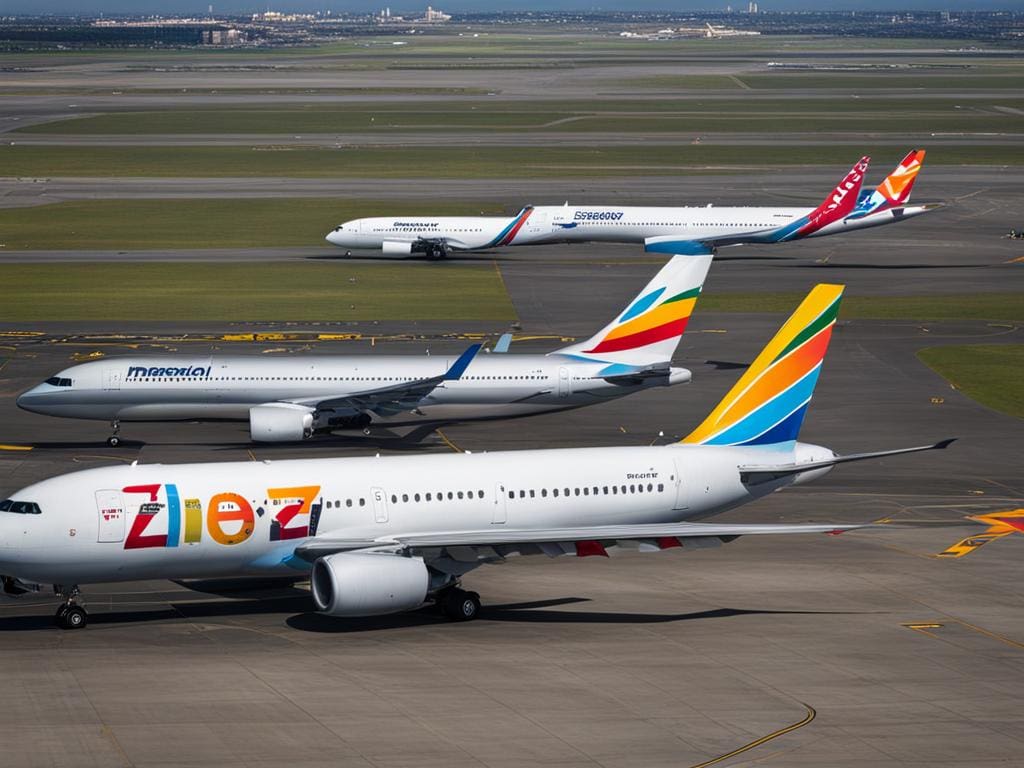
311 552 429 617
249 403 315 442
381 240 414 255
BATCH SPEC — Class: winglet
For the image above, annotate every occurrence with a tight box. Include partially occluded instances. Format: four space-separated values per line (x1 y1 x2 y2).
493 333 513 353
444 344 482 381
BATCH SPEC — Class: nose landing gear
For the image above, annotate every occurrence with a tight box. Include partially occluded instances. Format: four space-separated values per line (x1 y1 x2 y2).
54 585 88 629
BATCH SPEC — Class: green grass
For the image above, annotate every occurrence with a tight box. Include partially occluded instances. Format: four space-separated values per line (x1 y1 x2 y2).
0 199 504 250
918 344 1024 419
700 293 1024 322
0 263 516 322
17 98 1023 135
740 73 1024 90
3 144 1021 180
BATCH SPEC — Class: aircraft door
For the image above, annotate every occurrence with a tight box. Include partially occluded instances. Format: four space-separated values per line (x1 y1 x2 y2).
558 367 571 398
671 458 690 511
95 489 125 543
493 483 508 524
103 369 121 390
370 487 388 524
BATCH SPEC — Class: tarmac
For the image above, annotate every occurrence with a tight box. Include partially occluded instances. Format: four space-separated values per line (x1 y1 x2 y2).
1 40 1023 768
1 252 1023 767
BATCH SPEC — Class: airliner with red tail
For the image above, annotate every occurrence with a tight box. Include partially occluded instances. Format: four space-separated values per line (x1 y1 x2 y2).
326 151 939 259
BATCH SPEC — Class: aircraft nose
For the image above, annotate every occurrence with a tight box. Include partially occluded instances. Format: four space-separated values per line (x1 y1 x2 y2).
16 385 45 413
325 228 343 246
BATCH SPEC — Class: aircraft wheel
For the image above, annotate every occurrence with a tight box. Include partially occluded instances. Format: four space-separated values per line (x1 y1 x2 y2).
56 604 88 629
441 589 480 622
107 436 120 448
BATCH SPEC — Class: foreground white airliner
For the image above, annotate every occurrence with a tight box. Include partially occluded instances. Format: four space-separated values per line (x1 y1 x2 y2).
0 284 952 628
18 256 711 446
326 150 937 259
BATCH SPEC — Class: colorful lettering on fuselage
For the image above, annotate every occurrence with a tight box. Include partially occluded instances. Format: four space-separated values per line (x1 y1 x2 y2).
126 366 211 379
121 483 322 550
574 211 624 221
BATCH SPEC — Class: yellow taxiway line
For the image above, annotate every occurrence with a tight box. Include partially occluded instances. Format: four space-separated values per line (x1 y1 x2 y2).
688 702 816 768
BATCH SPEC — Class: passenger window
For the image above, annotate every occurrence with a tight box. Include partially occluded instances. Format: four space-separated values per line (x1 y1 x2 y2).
359 498 366 507
457 491 464 500
402 494 409 503
541 489 547 498
391 495 397 504
346 499 352 508
414 493 421 502
552 489 559 498
657 483 664 492
478 490 484 499
508 491 514 500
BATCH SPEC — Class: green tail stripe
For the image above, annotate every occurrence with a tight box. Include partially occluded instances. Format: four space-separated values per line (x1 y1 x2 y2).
773 296 842 363
660 286 702 305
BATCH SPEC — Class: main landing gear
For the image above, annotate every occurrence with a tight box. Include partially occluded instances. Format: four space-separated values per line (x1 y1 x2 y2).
107 420 120 448
53 585 88 630
423 244 448 261
436 586 480 622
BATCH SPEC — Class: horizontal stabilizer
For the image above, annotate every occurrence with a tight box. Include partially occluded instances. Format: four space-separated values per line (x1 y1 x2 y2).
739 439 955 485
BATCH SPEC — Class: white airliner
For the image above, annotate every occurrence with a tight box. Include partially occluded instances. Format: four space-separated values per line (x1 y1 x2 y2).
18 256 712 446
0 283 952 628
325 150 938 259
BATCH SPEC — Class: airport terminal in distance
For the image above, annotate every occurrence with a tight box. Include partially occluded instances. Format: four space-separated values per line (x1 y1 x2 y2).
1 13 1023 768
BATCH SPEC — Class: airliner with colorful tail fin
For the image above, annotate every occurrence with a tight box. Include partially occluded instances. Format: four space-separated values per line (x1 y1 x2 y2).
0 281 954 628
326 152 940 259
19 256 712 445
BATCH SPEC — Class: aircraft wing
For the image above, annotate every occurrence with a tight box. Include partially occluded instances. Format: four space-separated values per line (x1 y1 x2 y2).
287 344 480 414
295 520 869 562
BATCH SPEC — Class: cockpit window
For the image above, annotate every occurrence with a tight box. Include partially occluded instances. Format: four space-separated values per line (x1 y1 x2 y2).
44 377 71 387
0 500 41 514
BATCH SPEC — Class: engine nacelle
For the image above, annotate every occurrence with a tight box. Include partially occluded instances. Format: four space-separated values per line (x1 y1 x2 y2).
382 240 414 255
249 403 314 442
311 552 429 617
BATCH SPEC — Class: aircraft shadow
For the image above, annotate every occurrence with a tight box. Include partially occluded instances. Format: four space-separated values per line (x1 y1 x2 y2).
285 603 867 633
790 262 983 270
703 360 751 371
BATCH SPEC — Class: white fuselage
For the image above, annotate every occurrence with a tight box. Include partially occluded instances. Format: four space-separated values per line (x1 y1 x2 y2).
325 203 929 253
17 353 689 427
0 442 832 586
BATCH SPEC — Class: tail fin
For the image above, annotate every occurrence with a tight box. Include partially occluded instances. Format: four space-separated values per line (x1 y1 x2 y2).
774 156 869 242
682 284 843 448
552 254 713 367
849 149 926 219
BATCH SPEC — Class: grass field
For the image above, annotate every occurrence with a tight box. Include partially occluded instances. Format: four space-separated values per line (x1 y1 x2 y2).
16 99 1024 135
700 293 1024 321
740 73 1024 90
918 344 1024 419
0 263 517 322
3 144 1020 180
0 199 504 250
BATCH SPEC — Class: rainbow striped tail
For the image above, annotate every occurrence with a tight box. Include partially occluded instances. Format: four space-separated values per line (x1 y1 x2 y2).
681 284 843 448
553 254 713 367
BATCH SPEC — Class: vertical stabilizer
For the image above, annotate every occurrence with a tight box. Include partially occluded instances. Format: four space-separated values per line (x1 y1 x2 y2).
849 149 926 219
552 254 713 368
776 156 869 241
681 284 844 448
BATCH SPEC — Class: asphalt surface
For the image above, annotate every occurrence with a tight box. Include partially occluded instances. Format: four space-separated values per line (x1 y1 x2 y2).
1 42 1024 768
1 256 1023 767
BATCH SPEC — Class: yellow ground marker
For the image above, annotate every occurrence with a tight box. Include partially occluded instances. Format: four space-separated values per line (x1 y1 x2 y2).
0 444 33 452
688 702 816 768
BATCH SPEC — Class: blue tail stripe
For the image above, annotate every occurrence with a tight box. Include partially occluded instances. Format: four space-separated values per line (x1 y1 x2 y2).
738 403 808 446
702 365 821 446
619 288 665 322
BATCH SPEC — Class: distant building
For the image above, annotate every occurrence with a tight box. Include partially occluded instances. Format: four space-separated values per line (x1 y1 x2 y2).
202 28 243 45
251 10 316 22
748 1 759 12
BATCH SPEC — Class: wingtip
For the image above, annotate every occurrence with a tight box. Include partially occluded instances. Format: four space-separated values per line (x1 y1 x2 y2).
444 343 482 380
934 438 958 450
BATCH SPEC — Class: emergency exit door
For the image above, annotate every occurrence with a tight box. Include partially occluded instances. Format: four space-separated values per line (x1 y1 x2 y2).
95 490 125 543
370 487 389 524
